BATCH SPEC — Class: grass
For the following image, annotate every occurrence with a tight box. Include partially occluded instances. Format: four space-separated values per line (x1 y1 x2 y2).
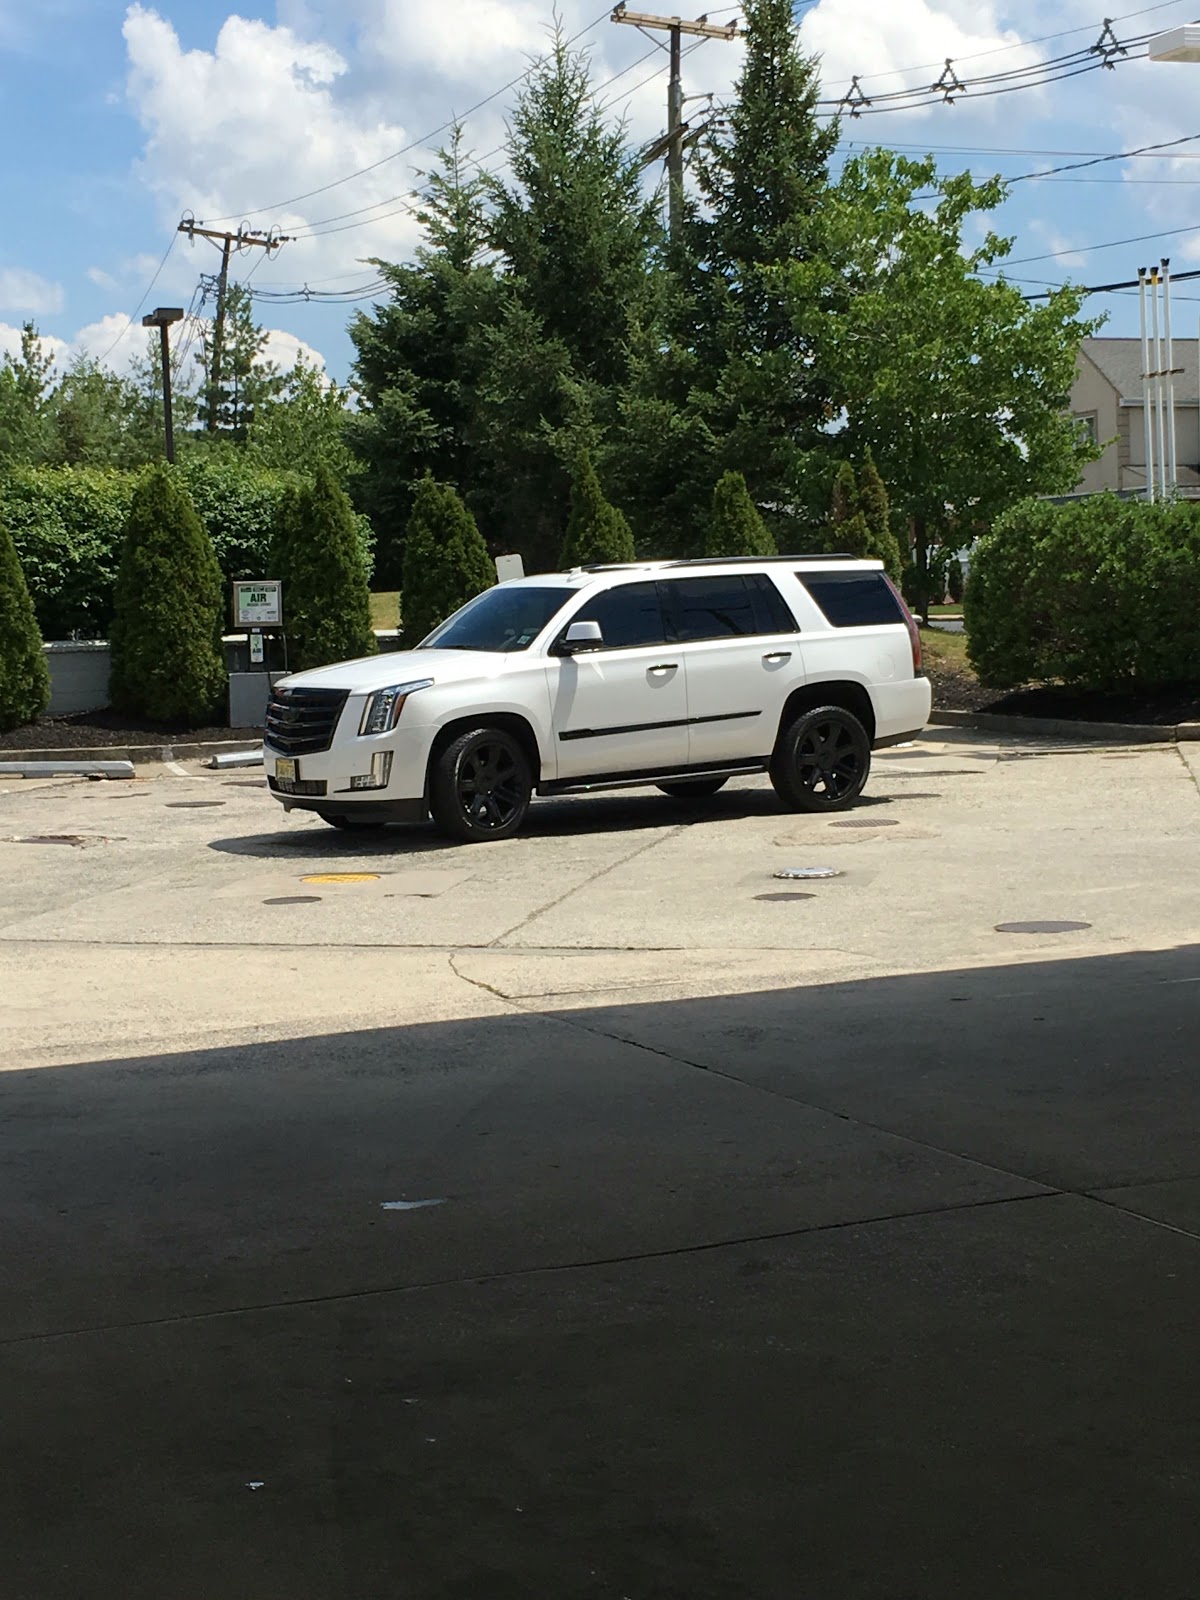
370 591 399 631
928 603 963 616
919 625 971 672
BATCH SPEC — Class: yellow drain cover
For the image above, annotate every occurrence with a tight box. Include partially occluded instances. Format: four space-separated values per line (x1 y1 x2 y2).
301 872 380 885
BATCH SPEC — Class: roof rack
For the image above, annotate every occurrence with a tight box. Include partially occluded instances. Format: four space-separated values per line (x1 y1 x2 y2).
662 553 863 567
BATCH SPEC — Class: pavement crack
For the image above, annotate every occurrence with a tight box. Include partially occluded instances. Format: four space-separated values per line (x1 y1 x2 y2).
0 1190 1061 1350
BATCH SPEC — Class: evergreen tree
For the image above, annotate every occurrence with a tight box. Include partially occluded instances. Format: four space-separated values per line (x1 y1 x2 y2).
0 511 51 730
560 451 636 568
109 466 226 725
401 476 495 645
0 323 57 467
830 460 859 525
348 127 507 582
858 451 903 581
280 464 377 671
198 283 283 440
706 470 776 557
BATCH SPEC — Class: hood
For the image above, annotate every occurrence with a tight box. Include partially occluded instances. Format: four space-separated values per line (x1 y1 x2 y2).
275 648 512 693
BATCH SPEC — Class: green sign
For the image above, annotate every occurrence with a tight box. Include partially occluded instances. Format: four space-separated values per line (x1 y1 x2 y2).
233 580 282 627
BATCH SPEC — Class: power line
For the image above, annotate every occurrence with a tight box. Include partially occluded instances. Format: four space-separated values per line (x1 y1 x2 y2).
97 234 176 363
1004 224 1200 267
200 7 615 225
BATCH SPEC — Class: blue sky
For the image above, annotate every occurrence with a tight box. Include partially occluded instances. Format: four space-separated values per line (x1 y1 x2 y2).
3 0 1200 387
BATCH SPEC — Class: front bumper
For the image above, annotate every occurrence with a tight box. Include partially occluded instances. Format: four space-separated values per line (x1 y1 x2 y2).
263 727 431 820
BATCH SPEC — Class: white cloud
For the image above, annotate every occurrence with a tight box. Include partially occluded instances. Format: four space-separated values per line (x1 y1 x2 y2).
87 267 119 292
0 322 70 368
0 267 64 314
262 328 326 372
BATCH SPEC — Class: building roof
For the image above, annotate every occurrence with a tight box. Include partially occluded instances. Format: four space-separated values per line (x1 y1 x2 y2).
1081 336 1199 404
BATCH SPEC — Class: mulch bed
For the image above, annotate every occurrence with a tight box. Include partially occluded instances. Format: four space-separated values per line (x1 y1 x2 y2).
0 708 264 751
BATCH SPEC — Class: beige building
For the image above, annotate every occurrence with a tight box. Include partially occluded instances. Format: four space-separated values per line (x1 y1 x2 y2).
1069 336 1200 497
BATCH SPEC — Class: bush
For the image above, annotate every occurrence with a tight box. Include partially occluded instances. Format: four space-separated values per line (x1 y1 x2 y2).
560 451 636 568
705 470 776 557
946 557 965 603
857 453 903 582
0 511 51 730
966 494 1200 691
276 464 377 671
109 466 227 724
0 466 133 638
401 477 495 646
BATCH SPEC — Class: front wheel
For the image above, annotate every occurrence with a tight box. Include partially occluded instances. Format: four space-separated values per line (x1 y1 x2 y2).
770 706 871 813
429 727 533 843
656 778 729 799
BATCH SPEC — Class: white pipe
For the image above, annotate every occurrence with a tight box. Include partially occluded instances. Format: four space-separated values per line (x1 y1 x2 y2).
1151 267 1169 502
1163 257 1179 496
1139 268 1155 500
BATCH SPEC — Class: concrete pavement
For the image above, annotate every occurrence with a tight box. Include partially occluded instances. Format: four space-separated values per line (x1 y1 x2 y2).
3 731 1200 1598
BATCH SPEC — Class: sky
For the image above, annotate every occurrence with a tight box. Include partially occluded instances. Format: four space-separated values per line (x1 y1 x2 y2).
2 0 1200 388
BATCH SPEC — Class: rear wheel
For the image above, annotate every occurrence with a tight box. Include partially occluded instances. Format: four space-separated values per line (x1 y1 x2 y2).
429 727 533 843
656 777 729 799
770 705 870 813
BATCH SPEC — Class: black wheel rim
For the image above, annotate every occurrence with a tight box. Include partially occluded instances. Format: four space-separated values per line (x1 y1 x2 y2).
456 741 526 831
795 719 863 801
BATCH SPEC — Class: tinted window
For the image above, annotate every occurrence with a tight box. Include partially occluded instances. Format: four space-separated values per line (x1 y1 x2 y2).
669 576 760 641
568 581 667 649
422 585 573 652
747 572 798 633
801 571 904 628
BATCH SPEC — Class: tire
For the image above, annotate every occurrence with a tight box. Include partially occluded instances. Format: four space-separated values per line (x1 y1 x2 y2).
770 705 871 813
429 726 533 843
324 814 387 831
656 777 729 799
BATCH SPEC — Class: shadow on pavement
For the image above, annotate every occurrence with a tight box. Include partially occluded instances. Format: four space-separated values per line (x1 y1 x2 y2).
5 942 1200 1598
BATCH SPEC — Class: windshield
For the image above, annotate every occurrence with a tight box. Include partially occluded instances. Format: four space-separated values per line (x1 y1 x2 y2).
419 585 575 653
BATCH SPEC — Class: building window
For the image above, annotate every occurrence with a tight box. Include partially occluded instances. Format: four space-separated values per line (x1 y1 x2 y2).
1075 412 1099 446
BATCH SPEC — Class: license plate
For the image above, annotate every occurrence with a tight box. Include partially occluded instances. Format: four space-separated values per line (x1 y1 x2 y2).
275 758 297 783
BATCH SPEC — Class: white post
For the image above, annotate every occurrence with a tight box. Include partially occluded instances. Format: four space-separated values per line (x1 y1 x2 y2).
1151 266 1169 502
1139 268 1156 500
1163 257 1179 496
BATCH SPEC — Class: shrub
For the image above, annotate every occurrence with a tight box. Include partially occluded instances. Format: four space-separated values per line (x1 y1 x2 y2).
109 466 227 724
401 477 495 645
0 511 51 730
857 453 903 582
277 464 377 671
0 466 132 638
560 451 636 568
946 557 965 603
705 470 777 557
966 494 1200 691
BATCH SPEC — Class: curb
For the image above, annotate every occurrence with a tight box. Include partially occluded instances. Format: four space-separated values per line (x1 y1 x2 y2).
930 709 1191 743
0 740 265 766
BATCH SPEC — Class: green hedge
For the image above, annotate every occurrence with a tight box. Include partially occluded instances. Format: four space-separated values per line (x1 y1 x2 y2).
966 495 1200 691
0 459 374 640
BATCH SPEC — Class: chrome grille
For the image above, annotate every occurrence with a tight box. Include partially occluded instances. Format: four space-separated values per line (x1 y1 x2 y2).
264 686 349 756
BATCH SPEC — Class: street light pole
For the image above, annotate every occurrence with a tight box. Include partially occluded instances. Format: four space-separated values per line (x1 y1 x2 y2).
141 306 184 464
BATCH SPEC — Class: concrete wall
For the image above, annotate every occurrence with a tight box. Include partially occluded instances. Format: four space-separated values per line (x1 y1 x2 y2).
44 632 405 720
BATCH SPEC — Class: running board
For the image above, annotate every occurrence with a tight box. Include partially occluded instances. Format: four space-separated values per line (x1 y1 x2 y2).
539 761 767 797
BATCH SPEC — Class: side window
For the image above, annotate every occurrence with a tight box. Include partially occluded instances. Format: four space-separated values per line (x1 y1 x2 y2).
667 576 761 641
801 571 904 628
747 571 798 633
568 581 668 649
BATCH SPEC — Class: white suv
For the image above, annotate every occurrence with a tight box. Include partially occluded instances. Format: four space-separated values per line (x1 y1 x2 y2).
262 556 930 843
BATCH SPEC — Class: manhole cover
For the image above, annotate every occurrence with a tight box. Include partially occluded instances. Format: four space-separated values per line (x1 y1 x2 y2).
9 834 89 846
995 920 1092 934
830 818 899 828
300 872 380 885
774 866 842 880
264 895 323 905
755 891 816 902
167 801 226 809
886 791 942 800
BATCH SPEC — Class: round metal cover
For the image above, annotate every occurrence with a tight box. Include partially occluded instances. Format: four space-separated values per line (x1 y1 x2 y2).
301 872 380 885
12 834 87 846
755 891 816 902
167 801 226 808
830 818 899 828
773 866 842 880
995 920 1092 934
264 895 323 905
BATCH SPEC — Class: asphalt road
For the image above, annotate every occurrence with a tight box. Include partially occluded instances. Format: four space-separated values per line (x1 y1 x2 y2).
3 733 1200 1599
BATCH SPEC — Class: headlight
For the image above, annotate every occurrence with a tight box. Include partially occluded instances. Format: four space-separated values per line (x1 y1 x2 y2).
358 678 434 735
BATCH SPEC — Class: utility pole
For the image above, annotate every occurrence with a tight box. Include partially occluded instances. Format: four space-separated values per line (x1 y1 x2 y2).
611 5 738 239
176 219 290 431
141 307 184 463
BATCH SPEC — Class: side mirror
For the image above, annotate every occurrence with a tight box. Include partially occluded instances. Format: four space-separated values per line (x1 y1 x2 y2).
555 619 604 655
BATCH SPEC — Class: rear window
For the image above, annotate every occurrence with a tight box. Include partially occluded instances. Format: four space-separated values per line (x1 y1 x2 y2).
800 571 904 628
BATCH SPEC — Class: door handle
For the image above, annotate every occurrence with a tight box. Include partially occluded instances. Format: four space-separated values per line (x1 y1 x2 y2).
763 651 792 662
648 663 678 672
